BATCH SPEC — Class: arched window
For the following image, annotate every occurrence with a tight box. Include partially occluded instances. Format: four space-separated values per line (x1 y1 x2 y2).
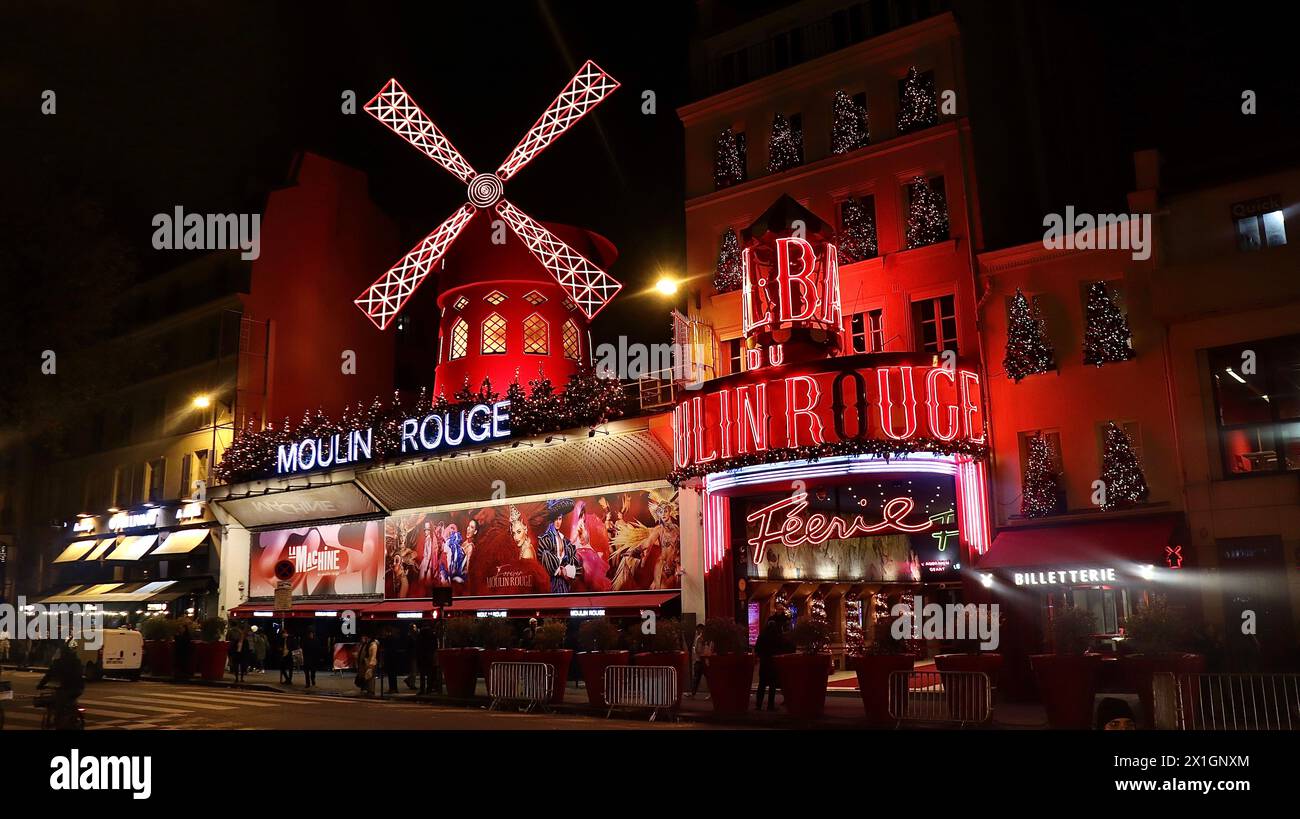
481 312 507 354
562 319 581 360
523 313 549 355
449 318 468 360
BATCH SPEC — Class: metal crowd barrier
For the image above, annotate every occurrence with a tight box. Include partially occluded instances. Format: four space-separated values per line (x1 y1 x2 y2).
487 662 555 712
604 665 678 721
887 670 993 726
1165 672 1300 730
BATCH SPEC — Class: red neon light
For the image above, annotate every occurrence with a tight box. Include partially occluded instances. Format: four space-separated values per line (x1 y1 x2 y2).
718 389 734 459
784 375 823 447
357 61 622 329
959 370 985 443
737 383 770 455
876 366 919 440
742 240 842 339
955 457 990 555
925 367 960 442
746 492 933 564
690 395 717 464
776 238 820 324
1165 544 1183 569
671 401 691 469
741 247 770 335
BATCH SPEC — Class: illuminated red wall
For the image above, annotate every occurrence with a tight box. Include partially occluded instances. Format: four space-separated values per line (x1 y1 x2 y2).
245 153 405 424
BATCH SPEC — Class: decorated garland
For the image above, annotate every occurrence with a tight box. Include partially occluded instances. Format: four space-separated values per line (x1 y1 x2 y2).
215 367 627 485
667 436 990 487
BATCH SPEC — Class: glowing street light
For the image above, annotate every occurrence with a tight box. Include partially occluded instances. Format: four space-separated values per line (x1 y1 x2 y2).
655 275 680 296
192 394 212 410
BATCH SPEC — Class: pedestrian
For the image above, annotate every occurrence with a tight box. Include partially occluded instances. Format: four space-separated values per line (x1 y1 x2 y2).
357 634 379 697
381 628 403 696
228 628 250 683
301 631 321 688
173 621 193 680
251 627 267 673
754 616 783 711
688 623 711 698
522 618 538 649
0 631 10 665
280 630 298 685
416 623 438 695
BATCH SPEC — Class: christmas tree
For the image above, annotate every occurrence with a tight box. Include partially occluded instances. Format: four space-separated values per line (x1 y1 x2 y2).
562 367 628 427
1021 432 1062 517
504 376 533 433
1099 422 1149 510
1082 281 1134 366
767 113 802 173
713 128 744 189
896 65 937 134
843 594 865 655
905 176 949 249
837 197 878 262
714 227 743 292
831 89 869 154
1003 289 1056 382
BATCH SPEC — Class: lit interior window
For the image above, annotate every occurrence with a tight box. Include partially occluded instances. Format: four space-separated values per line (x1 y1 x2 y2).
481 313 507 354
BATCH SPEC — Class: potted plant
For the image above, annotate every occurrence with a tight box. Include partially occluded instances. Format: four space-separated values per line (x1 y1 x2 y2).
775 619 834 719
196 616 229 681
575 617 628 706
635 617 689 709
848 619 917 726
436 617 482 699
478 617 522 692
525 620 574 704
1120 597 1204 728
701 617 755 716
140 616 180 676
934 629 1002 716
1031 605 1101 729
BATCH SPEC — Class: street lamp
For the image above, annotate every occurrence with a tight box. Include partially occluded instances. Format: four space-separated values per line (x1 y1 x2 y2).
191 394 212 410
654 275 680 296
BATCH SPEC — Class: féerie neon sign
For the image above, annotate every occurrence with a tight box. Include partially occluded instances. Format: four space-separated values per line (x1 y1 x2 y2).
746 491 933 564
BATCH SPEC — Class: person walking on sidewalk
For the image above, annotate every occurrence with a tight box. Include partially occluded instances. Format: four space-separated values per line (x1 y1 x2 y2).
279 631 298 685
357 634 379 697
403 624 419 691
688 623 711 698
416 623 438 695
754 616 784 711
301 631 321 688
173 622 193 681
229 629 251 683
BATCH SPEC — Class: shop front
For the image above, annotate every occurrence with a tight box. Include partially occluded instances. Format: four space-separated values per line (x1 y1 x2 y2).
971 511 1192 699
670 219 991 667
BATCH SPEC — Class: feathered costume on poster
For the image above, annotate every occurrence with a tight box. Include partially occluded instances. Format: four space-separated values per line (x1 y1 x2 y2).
607 497 680 590
568 500 612 592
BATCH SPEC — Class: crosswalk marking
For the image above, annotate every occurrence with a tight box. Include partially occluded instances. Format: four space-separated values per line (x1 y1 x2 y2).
107 695 237 711
79 698 189 715
131 691 279 708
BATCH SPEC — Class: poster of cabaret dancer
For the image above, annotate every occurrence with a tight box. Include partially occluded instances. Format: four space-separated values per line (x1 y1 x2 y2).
384 487 681 598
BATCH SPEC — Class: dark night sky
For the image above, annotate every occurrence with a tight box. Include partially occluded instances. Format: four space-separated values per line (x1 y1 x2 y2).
2 1 1298 339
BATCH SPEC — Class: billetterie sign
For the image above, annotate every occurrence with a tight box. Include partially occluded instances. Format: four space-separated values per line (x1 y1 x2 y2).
275 400 511 475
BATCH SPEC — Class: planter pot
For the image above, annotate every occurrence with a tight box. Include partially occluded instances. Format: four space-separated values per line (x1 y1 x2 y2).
934 653 1001 722
1122 653 1205 729
705 654 756 716
437 648 482 699
635 651 688 709
143 640 174 677
577 651 630 706
480 648 526 692
849 654 917 726
1031 654 1101 729
774 653 833 719
197 641 230 681
524 649 574 704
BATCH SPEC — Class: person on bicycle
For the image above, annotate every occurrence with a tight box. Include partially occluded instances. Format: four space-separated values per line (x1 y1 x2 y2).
37 644 85 724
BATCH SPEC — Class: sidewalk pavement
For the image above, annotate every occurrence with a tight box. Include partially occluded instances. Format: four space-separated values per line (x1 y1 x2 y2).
108 665 1049 729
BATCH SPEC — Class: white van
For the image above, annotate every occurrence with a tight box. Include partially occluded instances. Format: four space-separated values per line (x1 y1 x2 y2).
73 629 144 680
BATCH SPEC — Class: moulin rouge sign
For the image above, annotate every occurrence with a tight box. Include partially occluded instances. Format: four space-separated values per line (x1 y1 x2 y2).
673 237 985 475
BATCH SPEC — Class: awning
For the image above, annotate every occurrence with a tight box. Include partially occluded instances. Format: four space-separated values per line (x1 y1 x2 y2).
978 513 1183 570
152 528 212 555
362 601 442 620
445 590 681 617
85 538 119 560
37 581 179 604
106 534 159 561
229 600 378 619
53 539 100 563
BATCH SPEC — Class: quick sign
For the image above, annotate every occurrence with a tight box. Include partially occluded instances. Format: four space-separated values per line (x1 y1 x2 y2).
1013 567 1118 586
108 509 160 531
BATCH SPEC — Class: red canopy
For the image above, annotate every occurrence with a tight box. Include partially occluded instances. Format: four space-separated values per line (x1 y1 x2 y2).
446 591 680 618
229 600 376 619
978 512 1183 569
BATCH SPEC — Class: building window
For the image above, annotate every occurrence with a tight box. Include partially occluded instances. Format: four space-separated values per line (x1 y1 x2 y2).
179 454 192 499
726 339 745 374
113 464 137 508
484 290 507 305
481 313 507 355
912 294 957 354
522 314 549 355
146 458 166 503
562 320 581 360
848 309 885 353
523 290 547 305
449 318 468 360
1235 207 1287 252
453 296 468 311
1208 334 1300 474
1018 429 1065 515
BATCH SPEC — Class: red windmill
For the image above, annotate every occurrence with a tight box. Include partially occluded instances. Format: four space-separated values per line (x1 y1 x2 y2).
356 60 624 331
